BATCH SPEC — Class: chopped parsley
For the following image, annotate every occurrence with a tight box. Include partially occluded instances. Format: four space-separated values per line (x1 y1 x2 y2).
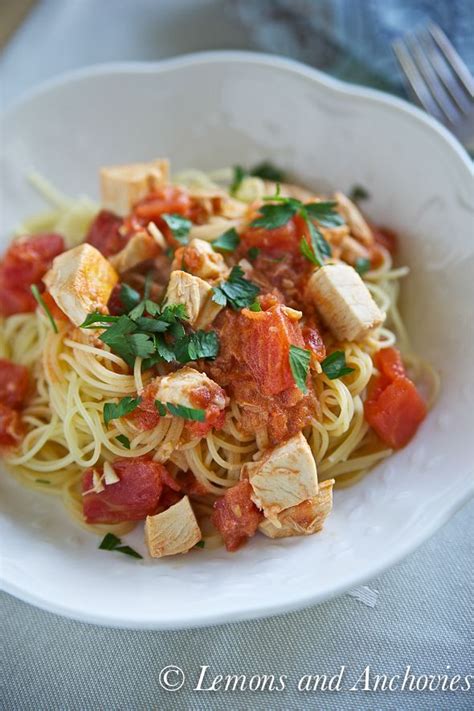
155 400 205 422
250 190 344 267
355 257 371 275
230 162 286 195
349 185 370 202
212 227 240 252
248 301 262 312
104 396 142 427
321 351 355 380
99 533 143 559
194 540 205 549
212 266 260 310
161 213 192 245
120 283 141 311
116 434 131 449
30 285 58 333
82 296 219 370
289 345 311 394
247 247 260 261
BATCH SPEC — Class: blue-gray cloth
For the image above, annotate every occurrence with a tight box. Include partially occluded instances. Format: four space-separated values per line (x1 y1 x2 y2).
1 2 473 710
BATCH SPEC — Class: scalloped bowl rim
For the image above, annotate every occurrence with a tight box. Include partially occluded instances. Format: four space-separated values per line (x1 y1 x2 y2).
0 52 473 629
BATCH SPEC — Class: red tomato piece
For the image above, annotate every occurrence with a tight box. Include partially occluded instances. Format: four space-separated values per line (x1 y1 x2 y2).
86 210 126 257
0 359 29 408
365 376 427 449
0 233 64 287
82 457 177 524
0 278 37 316
186 405 226 439
375 347 406 381
302 324 326 362
372 226 398 255
211 480 263 552
240 214 305 256
177 471 210 497
239 298 306 395
133 186 191 220
0 403 25 448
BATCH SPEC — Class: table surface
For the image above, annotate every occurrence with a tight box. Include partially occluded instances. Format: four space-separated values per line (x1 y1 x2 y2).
1 2 472 710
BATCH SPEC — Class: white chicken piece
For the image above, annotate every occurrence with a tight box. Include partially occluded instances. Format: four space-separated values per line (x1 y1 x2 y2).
164 270 222 329
171 238 229 282
259 479 334 538
242 433 319 523
100 158 169 217
307 263 384 342
145 496 202 558
334 192 373 246
109 230 161 274
154 366 227 412
43 243 118 326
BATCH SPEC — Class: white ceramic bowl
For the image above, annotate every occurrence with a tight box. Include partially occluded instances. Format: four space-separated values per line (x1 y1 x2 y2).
1 53 473 629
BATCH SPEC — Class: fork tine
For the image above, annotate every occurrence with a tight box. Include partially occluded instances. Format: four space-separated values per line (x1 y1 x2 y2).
406 33 459 123
393 39 444 120
428 22 474 99
418 28 472 115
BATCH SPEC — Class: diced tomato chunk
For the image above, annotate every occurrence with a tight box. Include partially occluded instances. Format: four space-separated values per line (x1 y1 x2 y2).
86 209 126 257
211 480 263 551
240 214 306 256
177 471 210 497
133 186 191 220
0 359 29 408
302 324 326 362
0 233 64 316
82 457 177 524
372 226 398 254
239 296 306 395
365 376 427 449
0 403 25 448
375 347 406 381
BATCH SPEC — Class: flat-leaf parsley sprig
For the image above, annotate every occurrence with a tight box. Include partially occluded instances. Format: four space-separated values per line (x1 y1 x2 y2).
81 284 219 369
212 266 260 310
250 187 345 267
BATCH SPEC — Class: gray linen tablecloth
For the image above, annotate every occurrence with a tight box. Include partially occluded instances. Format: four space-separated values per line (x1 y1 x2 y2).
1 2 472 709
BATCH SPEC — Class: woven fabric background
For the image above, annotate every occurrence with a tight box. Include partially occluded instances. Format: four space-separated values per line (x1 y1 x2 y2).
1 2 472 709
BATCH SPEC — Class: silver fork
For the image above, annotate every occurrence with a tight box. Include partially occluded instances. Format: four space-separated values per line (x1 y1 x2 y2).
393 22 474 151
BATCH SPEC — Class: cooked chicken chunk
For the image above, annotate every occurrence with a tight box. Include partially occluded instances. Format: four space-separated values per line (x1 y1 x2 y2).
100 158 169 217
164 270 222 328
171 238 229 282
155 366 227 412
307 263 384 342
340 235 370 267
242 433 319 522
335 192 373 246
43 243 118 326
145 496 202 557
259 479 334 538
109 230 161 273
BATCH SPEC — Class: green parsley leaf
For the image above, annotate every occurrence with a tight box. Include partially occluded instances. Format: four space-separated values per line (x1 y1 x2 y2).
160 303 188 323
248 301 262 312
321 351 355 380
104 396 142 426
305 220 332 267
247 247 260 261
155 400 167 416
289 345 311 394
128 333 156 359
250 161 286 182
305 201 344 228
99 533 121 550
300 237 319 265
250 202 298 230
212 227 240 252
30 285 58 333
133 317 169 333
120 283 141 311
166 402 206 422
161 213 192 245
212 266 260 310
116 434 131 449
80 312 119 328
194 540 205 549
230 165 247 196
99 533 143 559
355 257 371 275
165 246 174 260
174 330 220 363
349 185 370 202
154 336 176 363
99 316 139 366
